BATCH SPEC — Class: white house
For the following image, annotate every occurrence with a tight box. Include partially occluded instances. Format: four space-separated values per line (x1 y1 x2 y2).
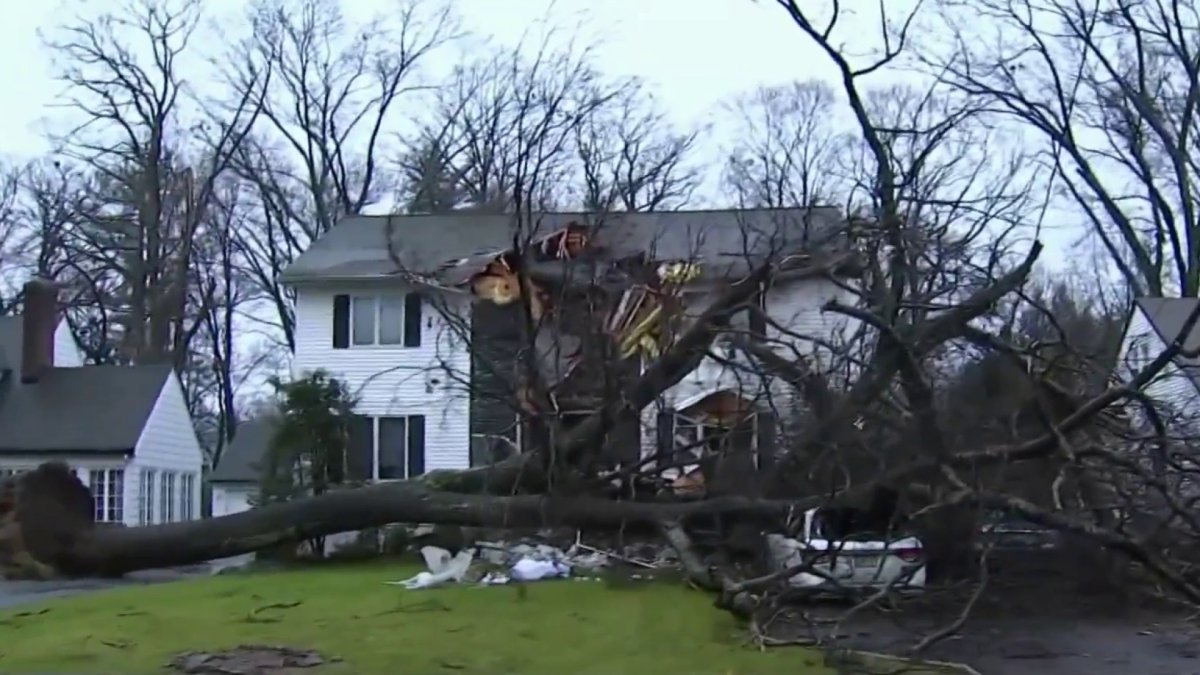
1117 296 1200 430
0 279 204 527
209 417 275 516
210 207 861 510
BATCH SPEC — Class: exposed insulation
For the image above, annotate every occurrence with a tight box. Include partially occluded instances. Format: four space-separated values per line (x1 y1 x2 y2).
471 259 547 320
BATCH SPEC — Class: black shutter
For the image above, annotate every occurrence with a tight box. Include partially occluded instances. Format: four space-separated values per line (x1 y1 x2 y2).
755 410 778 471
749 285 768 339
655 410 675 464
407 415 426 477
346 415 374 481
403 292 422 347
332 294 350 349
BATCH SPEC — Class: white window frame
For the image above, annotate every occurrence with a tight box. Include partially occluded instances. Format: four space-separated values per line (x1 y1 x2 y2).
180 473 195 520
89 469 124 523
349 295 408 347
160 471 176 523
371 415 425 481
140 469 157 524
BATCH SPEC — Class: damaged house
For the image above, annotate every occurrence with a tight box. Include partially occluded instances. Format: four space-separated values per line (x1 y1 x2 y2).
232 208 858 508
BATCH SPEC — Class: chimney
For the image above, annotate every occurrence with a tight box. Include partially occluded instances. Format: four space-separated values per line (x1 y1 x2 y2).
20 278 59 384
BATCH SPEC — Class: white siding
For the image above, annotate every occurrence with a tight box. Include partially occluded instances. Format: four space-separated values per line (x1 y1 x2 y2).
128 374 205 524
52 319 84 367
212 483 257 517
1118 306 1200 430
0 456 136 525
645 277 861 455
294 277 859 467
293 282 473 471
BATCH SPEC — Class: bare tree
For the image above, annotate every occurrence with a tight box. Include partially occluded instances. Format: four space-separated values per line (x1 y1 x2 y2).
187 177 263 463
931 0 1200 297
0 161 23 313
574 82 701 211
43 0 268 367
400 32 625 214
721 80 848 208
227 0 458 349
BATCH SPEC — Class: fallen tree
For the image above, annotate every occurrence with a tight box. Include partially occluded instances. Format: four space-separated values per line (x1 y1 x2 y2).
1 460 802 578
0 261 778 579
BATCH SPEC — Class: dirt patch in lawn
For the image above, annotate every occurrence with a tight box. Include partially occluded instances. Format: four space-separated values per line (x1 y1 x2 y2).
168 645 336 674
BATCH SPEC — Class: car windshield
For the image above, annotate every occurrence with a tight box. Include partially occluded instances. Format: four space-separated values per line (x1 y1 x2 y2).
812 507 904 541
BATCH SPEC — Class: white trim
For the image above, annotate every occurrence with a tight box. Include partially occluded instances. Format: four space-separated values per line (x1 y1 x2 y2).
674 387 730 412
140 468 157 524
89 468 125 523
365 414 427 480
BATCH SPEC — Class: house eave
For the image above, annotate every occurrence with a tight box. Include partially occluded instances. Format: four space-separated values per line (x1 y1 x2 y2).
0 448 134 458
280 273 471 294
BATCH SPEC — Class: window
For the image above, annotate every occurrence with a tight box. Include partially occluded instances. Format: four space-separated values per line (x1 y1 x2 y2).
89 469 124 523
351 296 377 346
378 296 406 344
333 293 422 348
377 415 426 479
160 472 176 523
140 469 157 524
180 473 195 520
347 415 427 481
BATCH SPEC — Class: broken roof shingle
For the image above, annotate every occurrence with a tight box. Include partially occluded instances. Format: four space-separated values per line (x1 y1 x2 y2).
0 364 172 453
279 207 845 283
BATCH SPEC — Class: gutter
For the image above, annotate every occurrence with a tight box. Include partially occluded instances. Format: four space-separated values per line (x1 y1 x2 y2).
280 275 474 294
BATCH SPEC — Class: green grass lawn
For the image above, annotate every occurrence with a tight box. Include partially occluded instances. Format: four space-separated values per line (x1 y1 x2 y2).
0 562 835 674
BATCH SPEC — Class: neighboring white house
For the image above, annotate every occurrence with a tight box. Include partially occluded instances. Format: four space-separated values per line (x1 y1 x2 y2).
0 280 205 527
209 207 861 511
1117 297 1200 430
209 417 275 516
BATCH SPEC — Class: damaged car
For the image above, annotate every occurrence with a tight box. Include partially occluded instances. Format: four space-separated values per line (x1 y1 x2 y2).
766 506 926 593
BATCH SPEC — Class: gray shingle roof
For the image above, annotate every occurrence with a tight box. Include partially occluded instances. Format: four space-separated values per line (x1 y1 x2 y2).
0 316 23 367
210 417 277 483
0 364 172 453
279 207 844 283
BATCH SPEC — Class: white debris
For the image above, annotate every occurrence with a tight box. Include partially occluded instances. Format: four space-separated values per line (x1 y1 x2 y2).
389 536 675 590
387 546 475 590
511 556 571 581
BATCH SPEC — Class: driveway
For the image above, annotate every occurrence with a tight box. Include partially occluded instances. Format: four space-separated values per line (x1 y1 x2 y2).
836 611 1200 675
0 566 215 610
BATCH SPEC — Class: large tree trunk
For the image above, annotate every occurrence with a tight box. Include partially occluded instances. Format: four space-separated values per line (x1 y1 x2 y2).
0 462 796 579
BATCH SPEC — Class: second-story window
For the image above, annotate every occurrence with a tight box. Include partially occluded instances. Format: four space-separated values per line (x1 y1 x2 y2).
351 296 405 346
333 293 422 348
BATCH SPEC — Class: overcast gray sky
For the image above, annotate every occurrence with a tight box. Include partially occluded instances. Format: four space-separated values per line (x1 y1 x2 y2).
1 0 1071 265
0 0 882 158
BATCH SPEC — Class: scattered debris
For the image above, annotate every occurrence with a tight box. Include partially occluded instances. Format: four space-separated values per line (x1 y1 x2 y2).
387 546 475 590
168 645 332 674
389 535 679 590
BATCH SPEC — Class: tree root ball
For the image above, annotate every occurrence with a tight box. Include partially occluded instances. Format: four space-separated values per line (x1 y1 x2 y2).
0 462 95 579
